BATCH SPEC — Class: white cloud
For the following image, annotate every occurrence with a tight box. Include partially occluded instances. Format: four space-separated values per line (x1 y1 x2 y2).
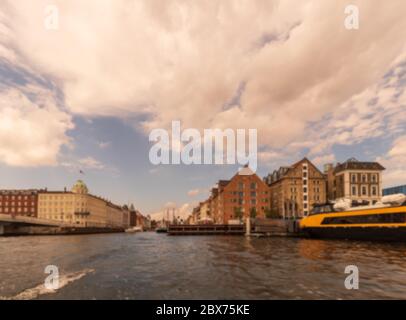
187 189 200 197
78 156 105 170
1 0 406 170
377 135 406 187
0 87 73 166
98 141 110 149
311 154 336 168
149 202 192 221
3 0 405 150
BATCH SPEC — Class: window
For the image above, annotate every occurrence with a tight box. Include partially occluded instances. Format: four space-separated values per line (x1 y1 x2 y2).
352 185 357 196
303 172 307 178
304 195 308 201
322 213 406 225
372 186 377 196
351 174 357 183
372 174 377 183
250 182 256 189
303 187 308 193
362 186 367 196
362 174 367 183
303 180 307 185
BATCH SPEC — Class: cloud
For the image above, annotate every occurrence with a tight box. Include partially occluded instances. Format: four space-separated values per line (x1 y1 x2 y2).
61 156 108 172
0 8 73 167
311 154 336 168
187 189 200 197
0 87 73 166
98 141 110 149
149 202 192 221
78 156 105 170
1 0 406 170
378 135 406 187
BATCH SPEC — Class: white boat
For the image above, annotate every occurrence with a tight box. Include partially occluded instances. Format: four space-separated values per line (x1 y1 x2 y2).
125 226 143 233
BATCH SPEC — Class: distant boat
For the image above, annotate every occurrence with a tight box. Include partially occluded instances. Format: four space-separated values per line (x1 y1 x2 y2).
125 226 143 233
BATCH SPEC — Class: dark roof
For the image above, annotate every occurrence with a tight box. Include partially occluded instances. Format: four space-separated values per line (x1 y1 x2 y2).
265 157 324 185
334 158 385 173
218 180 230 187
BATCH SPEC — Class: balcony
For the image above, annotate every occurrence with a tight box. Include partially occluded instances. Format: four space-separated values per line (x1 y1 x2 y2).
74 211 90 216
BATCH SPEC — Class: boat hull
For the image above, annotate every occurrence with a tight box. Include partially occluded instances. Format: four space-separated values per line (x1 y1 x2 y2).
304 226 406 242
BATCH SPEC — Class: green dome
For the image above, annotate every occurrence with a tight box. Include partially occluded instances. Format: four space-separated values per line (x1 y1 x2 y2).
71 180 89 194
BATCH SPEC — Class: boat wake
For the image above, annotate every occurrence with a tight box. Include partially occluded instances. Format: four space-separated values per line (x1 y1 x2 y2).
0 268 95 300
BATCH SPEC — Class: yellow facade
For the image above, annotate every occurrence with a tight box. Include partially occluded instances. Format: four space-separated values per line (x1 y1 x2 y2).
37 180 128 228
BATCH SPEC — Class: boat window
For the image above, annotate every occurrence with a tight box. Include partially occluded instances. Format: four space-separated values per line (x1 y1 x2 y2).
321 213 406 225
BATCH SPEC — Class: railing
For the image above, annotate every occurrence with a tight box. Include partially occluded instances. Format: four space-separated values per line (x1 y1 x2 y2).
168 224 250 235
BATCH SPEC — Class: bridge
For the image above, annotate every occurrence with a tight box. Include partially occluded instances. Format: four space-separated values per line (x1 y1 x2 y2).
0 214 73 235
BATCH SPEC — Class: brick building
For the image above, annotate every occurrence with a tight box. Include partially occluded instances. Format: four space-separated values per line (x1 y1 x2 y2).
205 166 271 224
325 158 385 204
0 190 40 217
264 158 327 218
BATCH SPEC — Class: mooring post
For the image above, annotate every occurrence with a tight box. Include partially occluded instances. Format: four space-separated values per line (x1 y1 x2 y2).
245 217 251 236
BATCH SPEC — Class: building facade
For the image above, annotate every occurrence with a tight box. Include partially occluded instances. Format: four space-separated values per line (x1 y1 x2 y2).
37 180 129 228
383 185 406 196
0 190 39 217
204 166 271 224
264 158 327 218
325 158 385 204
190 200 212 224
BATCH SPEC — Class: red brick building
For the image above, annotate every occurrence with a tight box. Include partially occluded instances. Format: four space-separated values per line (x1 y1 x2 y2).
0 190 40 217
206 166 271 224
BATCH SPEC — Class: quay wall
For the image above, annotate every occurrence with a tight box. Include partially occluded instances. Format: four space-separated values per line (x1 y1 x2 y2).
0 225 125 236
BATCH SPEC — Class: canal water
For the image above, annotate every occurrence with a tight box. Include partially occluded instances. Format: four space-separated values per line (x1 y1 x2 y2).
1 232 406 299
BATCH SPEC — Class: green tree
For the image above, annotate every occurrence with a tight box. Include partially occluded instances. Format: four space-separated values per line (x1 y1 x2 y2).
264 207 272 219
234 207 243 221
250 207 257 219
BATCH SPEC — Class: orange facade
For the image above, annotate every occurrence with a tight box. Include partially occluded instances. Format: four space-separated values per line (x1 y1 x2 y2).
207 167 271 224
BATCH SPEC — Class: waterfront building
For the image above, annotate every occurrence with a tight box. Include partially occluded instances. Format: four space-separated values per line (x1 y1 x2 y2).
203 166 271 224
0 189 40 217
264 158 327 218
325 158 385 204
190 200 212 225
37 180 130 228
383 185 406 196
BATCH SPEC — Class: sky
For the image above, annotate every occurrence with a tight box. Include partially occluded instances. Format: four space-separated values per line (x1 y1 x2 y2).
0 0 406 219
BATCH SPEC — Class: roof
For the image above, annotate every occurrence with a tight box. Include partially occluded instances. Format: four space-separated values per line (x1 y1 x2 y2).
334 158 385 173
265 157 324 185
218 180 230 187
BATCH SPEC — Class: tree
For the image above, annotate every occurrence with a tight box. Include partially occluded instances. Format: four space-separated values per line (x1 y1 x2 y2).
250 207 257 219
234 207 243 221
264 207 272 219
265 208 281 219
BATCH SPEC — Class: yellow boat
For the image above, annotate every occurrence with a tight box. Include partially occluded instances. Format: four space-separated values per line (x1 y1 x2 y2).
300 195 406 241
